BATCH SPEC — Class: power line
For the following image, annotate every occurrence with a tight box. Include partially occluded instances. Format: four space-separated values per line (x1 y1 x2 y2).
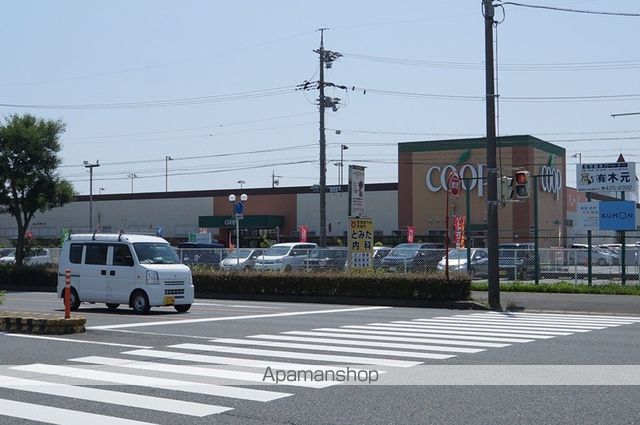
500 2 640 17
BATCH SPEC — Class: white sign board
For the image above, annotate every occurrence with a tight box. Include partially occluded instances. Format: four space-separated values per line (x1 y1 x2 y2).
348 165 366 217
195 232 212 244
575 202 599 231
576 162 636 192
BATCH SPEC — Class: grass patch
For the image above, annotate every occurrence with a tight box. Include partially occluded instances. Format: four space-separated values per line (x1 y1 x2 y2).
470 281 640 296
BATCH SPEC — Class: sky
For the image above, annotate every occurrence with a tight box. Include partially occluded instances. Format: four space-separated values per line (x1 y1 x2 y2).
1 0 639 195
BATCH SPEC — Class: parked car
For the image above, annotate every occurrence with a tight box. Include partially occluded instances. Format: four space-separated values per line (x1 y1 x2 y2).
380 243 445 272
254 242 317 272
498 243 534 280
305 247 348 271
0 248 53 265
567 246 616 266
219 248 263 271
437 248 488 277
177 242 226 267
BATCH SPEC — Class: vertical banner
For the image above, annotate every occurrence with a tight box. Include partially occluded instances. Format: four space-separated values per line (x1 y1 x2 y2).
347 217 374 268
453 215 466 248
407 226 415 243
348 165 366 217
298 225 308 242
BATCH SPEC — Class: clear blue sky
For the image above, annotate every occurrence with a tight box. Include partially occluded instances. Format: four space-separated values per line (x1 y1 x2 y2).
1 0 639 195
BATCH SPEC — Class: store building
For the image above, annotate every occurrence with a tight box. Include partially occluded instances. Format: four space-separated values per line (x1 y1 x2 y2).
398 135 567 247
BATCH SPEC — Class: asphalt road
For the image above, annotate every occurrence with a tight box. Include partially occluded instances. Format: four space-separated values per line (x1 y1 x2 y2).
1 292 640 425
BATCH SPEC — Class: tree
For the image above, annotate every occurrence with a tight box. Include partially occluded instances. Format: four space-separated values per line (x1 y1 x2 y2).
0 114 75 265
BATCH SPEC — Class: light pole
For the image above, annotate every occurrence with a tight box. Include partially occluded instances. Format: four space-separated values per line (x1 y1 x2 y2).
340 144 349 189
165 156 173 192
97 187 105 230
571 152 582 164
229 193 248 265
127 173 138 194
237 180 246 189
83 160 100 231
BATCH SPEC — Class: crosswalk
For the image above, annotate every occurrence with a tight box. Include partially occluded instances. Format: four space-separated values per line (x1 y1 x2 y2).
1 311 638 424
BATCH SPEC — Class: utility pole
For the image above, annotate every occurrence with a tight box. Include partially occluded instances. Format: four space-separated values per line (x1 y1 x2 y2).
318 28 328 247
127 173 138 194
271 170 281 188
483 0 500 310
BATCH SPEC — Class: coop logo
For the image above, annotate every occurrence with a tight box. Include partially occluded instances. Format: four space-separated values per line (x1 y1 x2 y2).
538 166 562 200
426 164 486 197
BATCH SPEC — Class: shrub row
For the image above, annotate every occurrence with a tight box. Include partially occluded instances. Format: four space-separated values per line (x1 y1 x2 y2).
0 264 57 290
193 270 471 301
470 281 640 296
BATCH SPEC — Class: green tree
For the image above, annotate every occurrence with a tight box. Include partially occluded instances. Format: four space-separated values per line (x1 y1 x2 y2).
0 114 75 265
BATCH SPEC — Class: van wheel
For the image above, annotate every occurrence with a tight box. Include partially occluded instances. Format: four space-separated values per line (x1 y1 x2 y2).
243 265 251 271
284 265 293 272
174 304 191 313
106 303 120 311
63 288 80 312
131 291 150 314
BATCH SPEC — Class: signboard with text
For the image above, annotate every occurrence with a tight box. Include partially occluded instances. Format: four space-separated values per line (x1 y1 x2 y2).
348 165 366 217
576 201 636 231
347 217 374 268
576 162 636 193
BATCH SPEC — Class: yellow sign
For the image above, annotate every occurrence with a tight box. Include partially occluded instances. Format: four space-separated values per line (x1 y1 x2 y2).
348 217 374 268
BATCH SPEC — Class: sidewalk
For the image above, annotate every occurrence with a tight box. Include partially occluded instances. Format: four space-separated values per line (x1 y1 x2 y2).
471 290 640 316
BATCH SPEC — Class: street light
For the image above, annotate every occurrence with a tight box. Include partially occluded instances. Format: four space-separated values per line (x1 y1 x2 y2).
165 156 173 192
83 160 100 231
340 144 349 189
229 193 248 265
571 152 582 164
127 173 138 194
237 180 246 189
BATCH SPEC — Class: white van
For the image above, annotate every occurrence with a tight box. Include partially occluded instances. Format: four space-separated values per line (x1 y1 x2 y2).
57 233 194 314
254 242 317 272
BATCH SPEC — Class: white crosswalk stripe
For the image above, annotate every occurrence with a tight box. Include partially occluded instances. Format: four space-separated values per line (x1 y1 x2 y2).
3 311 637 425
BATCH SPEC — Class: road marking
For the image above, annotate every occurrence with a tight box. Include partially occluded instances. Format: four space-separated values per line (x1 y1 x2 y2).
275 331 511 348
1 333 152 349
469 312 640 324
170 343 423 367
88 306 391 330
193 302 281 309
70 356 334 388
386 321 576 335
340 325 557 339
11 364 291 402
123 349 371 373
312 327 534 343
0 398 158 425
246 334 487 353
208 338 460 359
432 317 609 329
0 374 228 417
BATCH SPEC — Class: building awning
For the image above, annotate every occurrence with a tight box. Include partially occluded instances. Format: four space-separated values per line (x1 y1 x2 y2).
199 215 284 228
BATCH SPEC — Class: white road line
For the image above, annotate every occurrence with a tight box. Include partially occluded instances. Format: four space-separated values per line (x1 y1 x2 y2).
208 338 459 359
123 349 372 373
1 333 152 349
386 321 576 335
170 343 423 367
466 313 638 325
0 374 228 417
0 398 158 425
279 331 511 348
433 317 609 329
11 364 291 402
476 312 640 321
88 306 391 330
70 356 334 388
312 327 535 343
407 319 597 333
340 325 556 339
246 334 487 353
193 302 281 309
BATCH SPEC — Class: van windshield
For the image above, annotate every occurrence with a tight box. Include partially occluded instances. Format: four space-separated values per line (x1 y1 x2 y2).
263 247 290 256
134 243 180 264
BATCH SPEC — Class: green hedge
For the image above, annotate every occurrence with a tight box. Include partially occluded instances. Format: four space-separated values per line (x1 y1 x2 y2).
471 281 640 296
0 264 57 289
193 270 471 301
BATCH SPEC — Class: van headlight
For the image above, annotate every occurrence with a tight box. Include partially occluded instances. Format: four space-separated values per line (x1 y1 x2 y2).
146 270 160 285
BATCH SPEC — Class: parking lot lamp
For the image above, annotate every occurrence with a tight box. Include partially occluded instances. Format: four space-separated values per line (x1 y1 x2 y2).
229 194 248 265
83 160 100 231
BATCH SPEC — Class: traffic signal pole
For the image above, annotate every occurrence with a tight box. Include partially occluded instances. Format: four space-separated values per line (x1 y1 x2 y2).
483 0 500 309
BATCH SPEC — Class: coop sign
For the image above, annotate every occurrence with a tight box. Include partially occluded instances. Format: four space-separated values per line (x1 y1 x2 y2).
538 166 562 200
426 164 486 197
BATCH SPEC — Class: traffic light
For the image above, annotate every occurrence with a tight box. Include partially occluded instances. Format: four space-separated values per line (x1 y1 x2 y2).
514 170 531 198
500 175 513 201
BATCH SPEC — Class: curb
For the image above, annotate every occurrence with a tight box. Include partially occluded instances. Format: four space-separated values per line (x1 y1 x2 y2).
0 311 86 334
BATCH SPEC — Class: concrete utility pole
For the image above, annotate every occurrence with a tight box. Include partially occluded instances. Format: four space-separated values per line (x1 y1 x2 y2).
483 0 500 309
318 28 328 247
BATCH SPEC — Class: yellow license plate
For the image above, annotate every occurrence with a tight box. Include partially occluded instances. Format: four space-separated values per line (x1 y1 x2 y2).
163 296 175 305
